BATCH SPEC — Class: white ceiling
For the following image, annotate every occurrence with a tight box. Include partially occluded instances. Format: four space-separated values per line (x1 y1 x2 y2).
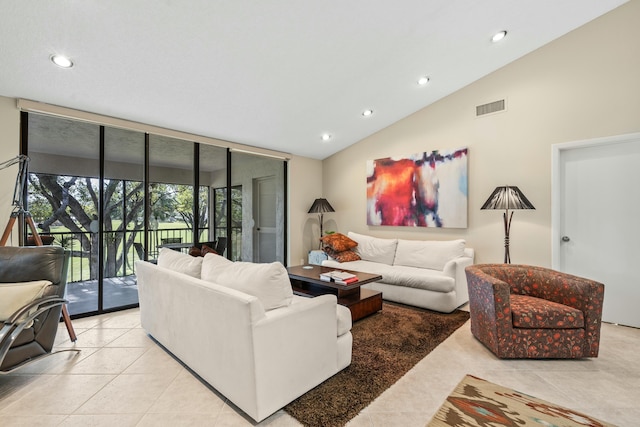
0 1 628 160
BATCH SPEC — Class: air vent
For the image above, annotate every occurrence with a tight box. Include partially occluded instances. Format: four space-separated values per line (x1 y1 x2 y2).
476 99 505 116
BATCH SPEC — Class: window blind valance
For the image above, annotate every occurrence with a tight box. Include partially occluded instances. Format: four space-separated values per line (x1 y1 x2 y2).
17 99 291 161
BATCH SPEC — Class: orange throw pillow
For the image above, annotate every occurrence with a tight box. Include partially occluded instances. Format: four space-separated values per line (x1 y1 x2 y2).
323 247 361 262
320 233 358 252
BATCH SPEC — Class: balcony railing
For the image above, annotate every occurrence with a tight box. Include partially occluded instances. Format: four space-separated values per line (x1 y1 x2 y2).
30 226 242 284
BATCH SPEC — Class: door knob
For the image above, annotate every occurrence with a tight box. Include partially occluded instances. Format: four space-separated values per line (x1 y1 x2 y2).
561 236 570 242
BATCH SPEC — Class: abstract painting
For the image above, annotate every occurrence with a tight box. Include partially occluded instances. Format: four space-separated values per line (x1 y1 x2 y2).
366 147 468 228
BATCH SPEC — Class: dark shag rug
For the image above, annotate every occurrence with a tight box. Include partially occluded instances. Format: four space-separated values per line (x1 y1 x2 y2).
284 303 470 427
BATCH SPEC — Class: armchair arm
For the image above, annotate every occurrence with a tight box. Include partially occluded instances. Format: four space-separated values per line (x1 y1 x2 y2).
465 265 513 352
5 296 67 325
0 296 67 365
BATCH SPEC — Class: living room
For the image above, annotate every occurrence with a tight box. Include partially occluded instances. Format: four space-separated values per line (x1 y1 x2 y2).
1 1 639 426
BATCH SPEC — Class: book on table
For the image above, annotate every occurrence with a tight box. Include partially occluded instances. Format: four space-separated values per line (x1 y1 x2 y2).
319 270 358 284
334 276 358 285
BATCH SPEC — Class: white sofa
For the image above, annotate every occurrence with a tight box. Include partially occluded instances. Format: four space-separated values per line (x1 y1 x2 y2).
135 249 352 422
322 232 474 313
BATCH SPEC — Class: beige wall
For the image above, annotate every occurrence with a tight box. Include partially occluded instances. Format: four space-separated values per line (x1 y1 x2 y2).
323 0 640 266
287 155 323 265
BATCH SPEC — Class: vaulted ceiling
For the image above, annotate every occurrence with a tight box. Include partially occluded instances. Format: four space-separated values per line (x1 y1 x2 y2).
0 1 628 159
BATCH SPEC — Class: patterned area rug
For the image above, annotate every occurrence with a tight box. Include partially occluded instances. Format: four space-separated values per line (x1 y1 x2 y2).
284 303 470 427
428 374 616 427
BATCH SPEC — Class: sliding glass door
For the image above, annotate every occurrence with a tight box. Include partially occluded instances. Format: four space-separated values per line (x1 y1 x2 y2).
25 112 287 317
148 135 194 257
103 127 145 310
199 143 227 255
27 114 102 315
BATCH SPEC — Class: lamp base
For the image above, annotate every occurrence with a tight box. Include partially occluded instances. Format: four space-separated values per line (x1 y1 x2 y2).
318 213 324 249
503 210 513 264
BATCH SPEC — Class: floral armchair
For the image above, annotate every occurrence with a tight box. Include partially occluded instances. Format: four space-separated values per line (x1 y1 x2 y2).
465 264 605 359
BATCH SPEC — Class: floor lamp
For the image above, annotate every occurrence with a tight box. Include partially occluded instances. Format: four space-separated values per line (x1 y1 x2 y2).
481 186 535 264
308 198 335 249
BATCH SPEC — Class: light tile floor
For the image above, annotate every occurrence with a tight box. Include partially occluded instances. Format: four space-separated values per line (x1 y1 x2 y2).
1 308 638 426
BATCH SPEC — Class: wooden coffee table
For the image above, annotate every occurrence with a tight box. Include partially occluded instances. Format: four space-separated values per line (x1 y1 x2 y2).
287 265 383 321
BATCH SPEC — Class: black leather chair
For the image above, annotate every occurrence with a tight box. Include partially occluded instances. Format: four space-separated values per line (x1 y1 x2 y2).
0 246 79 373
214 237 227 256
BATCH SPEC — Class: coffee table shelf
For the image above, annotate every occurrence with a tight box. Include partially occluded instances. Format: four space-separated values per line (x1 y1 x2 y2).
287 265 383 321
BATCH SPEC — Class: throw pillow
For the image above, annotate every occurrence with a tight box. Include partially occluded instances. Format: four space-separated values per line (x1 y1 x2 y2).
157 248 203 278
201 254 293 311
188 244 217 257
323 247 361 263
393 239 466 270
347 231 398 265
0 280 51 323
320 233 358 253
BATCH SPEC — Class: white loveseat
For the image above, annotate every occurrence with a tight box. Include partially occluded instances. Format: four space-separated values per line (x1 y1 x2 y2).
135 249 352 422
322 232 474 313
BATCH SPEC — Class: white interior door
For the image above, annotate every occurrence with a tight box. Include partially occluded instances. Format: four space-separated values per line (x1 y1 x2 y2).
253 176 276 263
553 133 640 327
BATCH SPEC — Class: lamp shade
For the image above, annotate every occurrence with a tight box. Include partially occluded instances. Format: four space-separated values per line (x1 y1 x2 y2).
481 186 535 211
308 198 335 214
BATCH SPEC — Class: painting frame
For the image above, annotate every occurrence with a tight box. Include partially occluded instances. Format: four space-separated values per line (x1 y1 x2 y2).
366 147 468 228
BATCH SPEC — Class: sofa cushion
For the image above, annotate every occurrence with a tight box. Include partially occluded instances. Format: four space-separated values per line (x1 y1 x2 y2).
383 265 456 293
320 233 358 252
201 254 293 311
394 239 465 271
322 259 455 293
157 248 203 278
348 232 397 265
0 280 51 323
510 294 585 329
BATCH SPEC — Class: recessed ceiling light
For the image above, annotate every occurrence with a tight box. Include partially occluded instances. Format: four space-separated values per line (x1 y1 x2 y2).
492 31 507 43
50 54 74 68
362 109 373 117
417 76 430 86
321 133 332 142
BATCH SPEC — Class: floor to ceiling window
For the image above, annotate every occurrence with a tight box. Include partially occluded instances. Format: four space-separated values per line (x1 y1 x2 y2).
148 135 195 257
27 114 102 315
24 112 287 318
103 127 145 311
213 185 241 260
199 143 228 255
